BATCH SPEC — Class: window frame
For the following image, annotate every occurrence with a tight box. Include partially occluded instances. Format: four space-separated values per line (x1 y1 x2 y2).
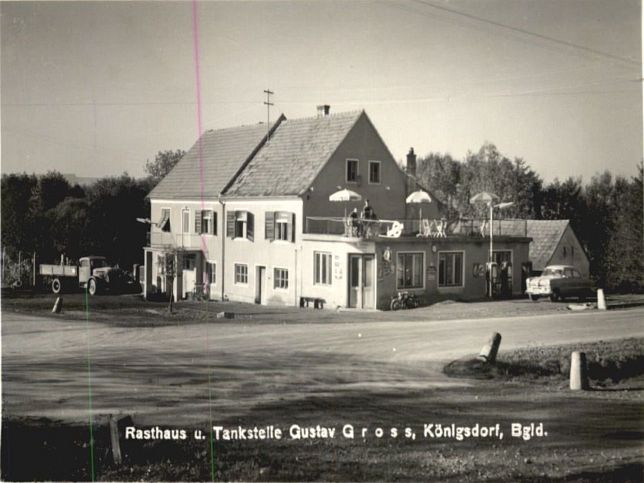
159 207 171 233
235 212 247 239
275 219 289 241
205 261 216 285
273 267 289 290
346 159 359 184
438 250 465 288
201 210 213 235
368 160 381 184
182 208 190 234
314 251 333 286
396 251 425 290
234 263 248 285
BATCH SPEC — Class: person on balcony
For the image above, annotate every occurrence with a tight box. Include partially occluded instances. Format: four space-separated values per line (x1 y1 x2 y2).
348 208 359 237
361 200 378 237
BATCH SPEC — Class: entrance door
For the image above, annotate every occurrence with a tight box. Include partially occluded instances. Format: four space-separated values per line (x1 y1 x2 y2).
256 266 266 305
182 255 196 298
348 254 375 309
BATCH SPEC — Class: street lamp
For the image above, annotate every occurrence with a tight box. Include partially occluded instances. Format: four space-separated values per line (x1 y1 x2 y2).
470 192 514 297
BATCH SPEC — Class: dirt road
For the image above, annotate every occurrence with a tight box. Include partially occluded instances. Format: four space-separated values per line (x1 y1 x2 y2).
3 308 643 424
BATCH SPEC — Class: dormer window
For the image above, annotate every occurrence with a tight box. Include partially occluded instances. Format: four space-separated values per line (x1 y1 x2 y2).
346 159 359 183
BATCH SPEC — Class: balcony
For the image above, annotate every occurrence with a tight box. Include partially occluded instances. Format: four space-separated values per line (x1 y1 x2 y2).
304 217 528 239
148 231 208 250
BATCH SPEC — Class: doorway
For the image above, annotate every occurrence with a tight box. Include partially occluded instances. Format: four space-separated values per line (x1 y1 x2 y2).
348 254 375 309
256 266 266 305
182 254 197 298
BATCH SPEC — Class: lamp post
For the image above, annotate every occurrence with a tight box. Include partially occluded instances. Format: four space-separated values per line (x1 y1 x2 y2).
470 192 513 298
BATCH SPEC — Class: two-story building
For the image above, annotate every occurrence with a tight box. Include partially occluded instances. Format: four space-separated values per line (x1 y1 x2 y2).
143 107 532 309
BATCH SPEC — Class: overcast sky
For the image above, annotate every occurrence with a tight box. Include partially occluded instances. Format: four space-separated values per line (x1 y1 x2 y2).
1 0 642 182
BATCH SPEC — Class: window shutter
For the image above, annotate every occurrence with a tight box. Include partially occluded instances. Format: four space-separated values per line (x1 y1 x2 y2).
247 212 254 241
226 211 236 238
289 213 296 242
195 210 202 234
265 211 275 240
212 211 217 235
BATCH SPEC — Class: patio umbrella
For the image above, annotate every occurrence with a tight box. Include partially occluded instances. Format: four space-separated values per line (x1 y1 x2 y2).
469 191 499 205
329 188 362 217
405 189 432 226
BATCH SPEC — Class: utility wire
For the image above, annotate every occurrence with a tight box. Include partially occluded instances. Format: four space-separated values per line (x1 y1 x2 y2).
410 0 640 67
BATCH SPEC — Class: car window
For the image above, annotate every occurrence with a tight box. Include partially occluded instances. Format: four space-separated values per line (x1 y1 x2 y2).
563 268 573 278
543 268 563 276
572 269 581 278
80 259 89 268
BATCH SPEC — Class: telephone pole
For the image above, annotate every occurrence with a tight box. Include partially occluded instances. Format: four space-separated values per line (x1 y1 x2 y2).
263 89 274 142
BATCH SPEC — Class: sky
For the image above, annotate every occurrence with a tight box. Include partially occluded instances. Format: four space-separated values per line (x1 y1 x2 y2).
1 0 642 182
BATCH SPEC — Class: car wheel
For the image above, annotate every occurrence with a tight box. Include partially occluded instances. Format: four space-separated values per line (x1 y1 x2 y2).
51 278 62 294
528 293 539 302
88 278 99 296
550 293 559 302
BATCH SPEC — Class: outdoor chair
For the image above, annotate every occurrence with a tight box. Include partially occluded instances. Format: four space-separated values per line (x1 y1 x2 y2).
417 219 432 238
383 221 403 238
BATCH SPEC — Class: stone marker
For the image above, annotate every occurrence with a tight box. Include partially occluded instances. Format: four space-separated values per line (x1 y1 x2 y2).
478 332 502 363
109 414 122 465
597 289 607 310
51 297 63 314
570 351 589 390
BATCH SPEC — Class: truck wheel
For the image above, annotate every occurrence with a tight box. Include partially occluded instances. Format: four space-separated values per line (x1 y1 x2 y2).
88 278 99 296
51 278 62 294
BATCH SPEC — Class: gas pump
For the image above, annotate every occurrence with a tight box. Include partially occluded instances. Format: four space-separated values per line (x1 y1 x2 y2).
485 262 498 298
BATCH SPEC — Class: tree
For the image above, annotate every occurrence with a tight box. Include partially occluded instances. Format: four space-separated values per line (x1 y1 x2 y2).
145 150 185 185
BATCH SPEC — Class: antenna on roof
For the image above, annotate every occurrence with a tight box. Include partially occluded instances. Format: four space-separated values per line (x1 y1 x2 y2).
263 89 274 142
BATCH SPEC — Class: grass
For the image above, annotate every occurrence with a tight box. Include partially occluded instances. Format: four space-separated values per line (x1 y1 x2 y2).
444 337 644 385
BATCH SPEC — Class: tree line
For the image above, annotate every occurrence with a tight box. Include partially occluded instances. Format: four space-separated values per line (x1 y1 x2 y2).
1 150 184 272
416 143 643 291
1 145 642 291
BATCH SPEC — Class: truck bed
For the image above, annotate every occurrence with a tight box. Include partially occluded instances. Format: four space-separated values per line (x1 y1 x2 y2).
39 264 78 277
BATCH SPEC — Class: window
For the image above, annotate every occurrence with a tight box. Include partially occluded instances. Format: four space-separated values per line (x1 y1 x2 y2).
234 264 248 284
265 211 294 242
182 209 190 233
205 261 216 284
235 212 246 238
493 250 512 265
276 219 288 241
346 159 359 183
314 252 332 285
227 211 254 241
369 161 381 184
197 210 216 235
397 252 424 289
159 208 171 232
439 252 463 287
274 268 289 290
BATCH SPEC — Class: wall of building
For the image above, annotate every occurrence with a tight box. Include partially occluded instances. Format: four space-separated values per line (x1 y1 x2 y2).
548 226 590 276
223 198 303 306
374 237 530 309
300 235 376 309
149 199 224 300
302 114 409 225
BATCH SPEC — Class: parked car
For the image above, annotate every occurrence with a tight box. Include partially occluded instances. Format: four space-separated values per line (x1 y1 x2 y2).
525 265 592 302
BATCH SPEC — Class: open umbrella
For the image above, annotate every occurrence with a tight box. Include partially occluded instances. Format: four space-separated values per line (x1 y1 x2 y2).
329 188 362 202
405 189 432 228
469 191 499 205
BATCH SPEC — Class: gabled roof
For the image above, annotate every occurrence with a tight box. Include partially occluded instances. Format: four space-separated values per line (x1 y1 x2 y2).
223 110 363 197
526 219 570 270
148 117 283 200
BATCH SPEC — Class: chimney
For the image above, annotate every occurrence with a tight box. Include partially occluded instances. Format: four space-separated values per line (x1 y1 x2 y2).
316 104 331 117
406 147 417 177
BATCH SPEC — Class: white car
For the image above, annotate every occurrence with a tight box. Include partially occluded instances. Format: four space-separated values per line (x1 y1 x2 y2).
526 265 592 302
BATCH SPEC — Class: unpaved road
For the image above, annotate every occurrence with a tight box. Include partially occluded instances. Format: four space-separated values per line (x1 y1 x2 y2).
3 307 643 424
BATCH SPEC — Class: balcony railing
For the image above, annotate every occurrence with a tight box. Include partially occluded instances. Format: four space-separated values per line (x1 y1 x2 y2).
148 231 208 249
304 217 528 239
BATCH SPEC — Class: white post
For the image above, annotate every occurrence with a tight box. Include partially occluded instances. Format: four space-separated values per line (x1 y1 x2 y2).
597 288 607 310
489 202 493 297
